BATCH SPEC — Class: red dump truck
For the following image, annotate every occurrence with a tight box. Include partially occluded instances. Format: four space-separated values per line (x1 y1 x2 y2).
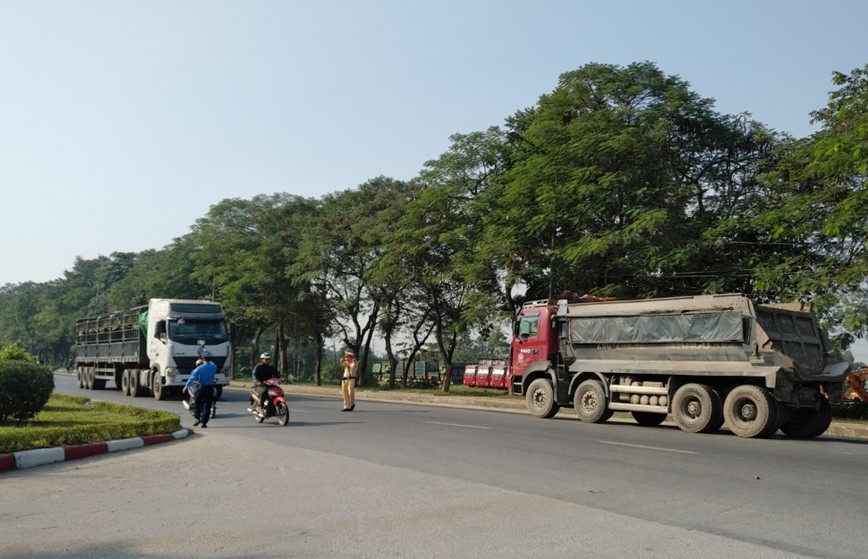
510 294 849 439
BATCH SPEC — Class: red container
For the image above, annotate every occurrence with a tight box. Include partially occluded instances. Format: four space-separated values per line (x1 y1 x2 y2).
475 365 492 388
489 364 507 390
463 364 478 387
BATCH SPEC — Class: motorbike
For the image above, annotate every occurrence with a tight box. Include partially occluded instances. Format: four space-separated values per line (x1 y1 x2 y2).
248 378 289 426
182 385 218 419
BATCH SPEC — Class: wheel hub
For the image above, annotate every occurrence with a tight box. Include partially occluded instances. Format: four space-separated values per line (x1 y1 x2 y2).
686 400 701 418
739 402 758 421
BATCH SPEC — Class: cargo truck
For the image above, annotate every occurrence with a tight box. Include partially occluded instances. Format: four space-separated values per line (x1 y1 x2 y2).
74 299 231 400
511 293 850 438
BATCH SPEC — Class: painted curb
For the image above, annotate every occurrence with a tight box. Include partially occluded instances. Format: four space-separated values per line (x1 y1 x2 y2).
0 429 191 473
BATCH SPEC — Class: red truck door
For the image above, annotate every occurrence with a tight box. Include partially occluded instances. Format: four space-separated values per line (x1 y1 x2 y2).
510 305 553 384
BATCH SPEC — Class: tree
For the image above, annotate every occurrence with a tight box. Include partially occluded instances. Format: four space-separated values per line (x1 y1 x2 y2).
492 61 777 301
295 177 409 385
751 64 868 345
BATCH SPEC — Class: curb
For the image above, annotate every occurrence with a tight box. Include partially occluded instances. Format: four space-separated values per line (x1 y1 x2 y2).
0 428 192 473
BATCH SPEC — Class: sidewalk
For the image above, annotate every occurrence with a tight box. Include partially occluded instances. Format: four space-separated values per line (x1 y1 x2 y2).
0 429 192 472
278 382 868 440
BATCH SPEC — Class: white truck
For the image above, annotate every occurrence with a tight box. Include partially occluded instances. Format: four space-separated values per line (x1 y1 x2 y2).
74 299 231 400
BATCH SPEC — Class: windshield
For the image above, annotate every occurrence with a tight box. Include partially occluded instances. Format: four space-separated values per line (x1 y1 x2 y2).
168 319 228 344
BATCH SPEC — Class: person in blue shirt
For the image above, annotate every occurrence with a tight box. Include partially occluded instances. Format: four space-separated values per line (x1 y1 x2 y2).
184 351 217 427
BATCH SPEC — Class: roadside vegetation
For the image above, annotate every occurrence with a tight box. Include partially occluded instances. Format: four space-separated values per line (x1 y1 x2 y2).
0 392 180 454
1 62 866 388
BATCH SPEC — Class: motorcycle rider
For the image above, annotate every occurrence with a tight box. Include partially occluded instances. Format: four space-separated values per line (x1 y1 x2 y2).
250 352 278 412
183 351 217 427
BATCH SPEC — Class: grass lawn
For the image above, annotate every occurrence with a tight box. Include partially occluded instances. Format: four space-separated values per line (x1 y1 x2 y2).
0 393 181 454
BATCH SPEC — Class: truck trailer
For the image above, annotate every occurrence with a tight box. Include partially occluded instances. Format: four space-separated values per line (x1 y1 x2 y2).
511 293 850 438
75 299 231 400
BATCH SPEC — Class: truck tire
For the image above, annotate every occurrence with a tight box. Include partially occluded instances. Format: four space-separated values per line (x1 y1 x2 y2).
780 398 832 439
129 370 141 397
77 367 85 389
723 385 779 438
672 384 723 434
121 370 131 396
526 378 559 419
86 369 95 390
632 411 666 427
574 379 612 423
152 371 166 401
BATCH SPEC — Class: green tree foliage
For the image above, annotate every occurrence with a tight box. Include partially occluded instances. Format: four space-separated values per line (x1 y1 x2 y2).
494 62 777 300
0 343 37 363
188 194 321 374
108 238 206 308
751 64 868 345
0 60 865 366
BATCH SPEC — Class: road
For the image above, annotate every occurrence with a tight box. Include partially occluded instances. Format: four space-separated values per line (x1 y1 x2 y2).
1 374 866 558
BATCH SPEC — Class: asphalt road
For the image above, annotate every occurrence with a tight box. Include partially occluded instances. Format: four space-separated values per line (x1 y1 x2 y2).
1 374 866 559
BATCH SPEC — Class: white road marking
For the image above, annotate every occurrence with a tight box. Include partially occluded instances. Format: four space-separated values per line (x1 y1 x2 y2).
598 441 697 455
425 421 492 430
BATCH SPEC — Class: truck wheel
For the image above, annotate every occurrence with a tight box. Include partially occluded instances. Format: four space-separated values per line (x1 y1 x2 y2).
632 411 666 427
214 385 223 400
86 369 95 390
672 384 722 434
723 385 779 438
121 370 131 396
77 368 85 389
152 372 166 401
526 378 558 419
780 398 832 439
129 371 141 397
574 380 612 423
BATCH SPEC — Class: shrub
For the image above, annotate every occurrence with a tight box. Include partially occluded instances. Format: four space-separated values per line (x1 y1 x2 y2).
0 360 54 422
0 344 37 363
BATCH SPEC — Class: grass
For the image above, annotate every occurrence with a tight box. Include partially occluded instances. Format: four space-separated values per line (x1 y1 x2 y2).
0 393 181 454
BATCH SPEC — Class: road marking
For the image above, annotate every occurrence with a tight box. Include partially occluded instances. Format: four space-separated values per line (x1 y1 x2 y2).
598 441 696 455
425 421 492 430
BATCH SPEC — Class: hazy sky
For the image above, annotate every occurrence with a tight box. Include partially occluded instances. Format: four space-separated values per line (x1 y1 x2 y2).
1 1 866 354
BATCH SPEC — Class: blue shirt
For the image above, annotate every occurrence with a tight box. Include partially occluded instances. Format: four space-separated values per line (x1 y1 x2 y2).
184 361 217 391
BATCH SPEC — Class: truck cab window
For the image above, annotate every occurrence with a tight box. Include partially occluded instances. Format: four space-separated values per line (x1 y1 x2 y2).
519 316 539 339
168 320 228 344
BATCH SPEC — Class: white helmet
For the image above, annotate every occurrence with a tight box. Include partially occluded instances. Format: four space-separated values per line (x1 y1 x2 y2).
260 352 272 360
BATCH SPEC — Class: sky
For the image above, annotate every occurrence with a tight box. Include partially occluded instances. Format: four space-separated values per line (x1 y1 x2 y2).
1 1 866 356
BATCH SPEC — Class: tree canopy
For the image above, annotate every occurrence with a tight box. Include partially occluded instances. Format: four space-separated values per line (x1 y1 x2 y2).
2 61 866 380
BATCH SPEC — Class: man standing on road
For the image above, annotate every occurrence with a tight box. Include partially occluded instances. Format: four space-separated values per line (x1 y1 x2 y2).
184 351 217 427
340 350 357 412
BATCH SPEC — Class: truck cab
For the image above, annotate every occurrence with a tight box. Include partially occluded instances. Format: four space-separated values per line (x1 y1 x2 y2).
509 300 558 395
146 299 231 397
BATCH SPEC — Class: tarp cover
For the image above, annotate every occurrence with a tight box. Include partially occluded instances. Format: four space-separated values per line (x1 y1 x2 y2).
138 310 148 338
568 311 744 344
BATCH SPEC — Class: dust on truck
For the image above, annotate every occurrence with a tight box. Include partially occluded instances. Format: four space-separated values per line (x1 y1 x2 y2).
75 299 231 400
511 293 850 439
